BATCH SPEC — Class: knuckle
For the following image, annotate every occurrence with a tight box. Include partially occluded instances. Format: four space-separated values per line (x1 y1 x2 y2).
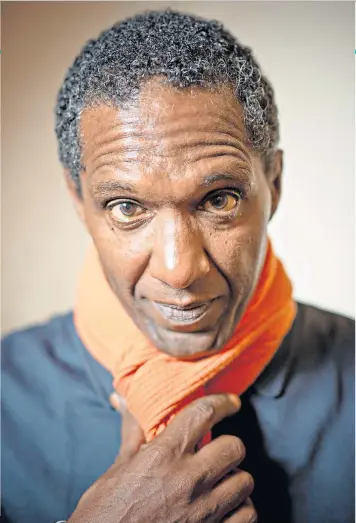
194 400 215 422
144 441 171 465
138 441 150 453
175 426 197 457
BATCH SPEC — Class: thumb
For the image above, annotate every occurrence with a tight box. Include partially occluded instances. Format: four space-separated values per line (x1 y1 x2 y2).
109 392 146 462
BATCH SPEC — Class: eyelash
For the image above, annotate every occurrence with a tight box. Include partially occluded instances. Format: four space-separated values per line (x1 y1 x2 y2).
105 188 245 208
105 187 246 228
200 188 244 207
107 198 139 211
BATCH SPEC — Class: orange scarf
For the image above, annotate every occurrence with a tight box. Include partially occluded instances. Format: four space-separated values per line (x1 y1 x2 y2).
74 240 296 443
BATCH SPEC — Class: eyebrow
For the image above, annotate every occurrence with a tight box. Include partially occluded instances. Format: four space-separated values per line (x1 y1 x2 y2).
91 171 251 197
91 180 136 196
199 172 250 188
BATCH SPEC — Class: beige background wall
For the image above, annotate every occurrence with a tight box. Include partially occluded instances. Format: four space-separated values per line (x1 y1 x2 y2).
2 1 354 334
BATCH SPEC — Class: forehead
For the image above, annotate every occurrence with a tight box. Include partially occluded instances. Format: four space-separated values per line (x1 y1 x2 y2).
79 81 256 192
81 80 246 130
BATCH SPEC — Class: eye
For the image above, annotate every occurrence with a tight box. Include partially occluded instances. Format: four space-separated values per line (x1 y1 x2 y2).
109 201 146 223
201 191 241 214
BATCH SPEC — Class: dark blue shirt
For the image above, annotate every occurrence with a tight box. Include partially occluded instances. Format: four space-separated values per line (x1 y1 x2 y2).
1 303 354 523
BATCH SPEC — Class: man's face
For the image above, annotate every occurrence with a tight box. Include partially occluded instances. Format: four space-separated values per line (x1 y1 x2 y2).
72 81 281 359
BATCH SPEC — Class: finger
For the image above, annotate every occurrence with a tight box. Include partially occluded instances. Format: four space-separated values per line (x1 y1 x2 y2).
110 393 145 462
157 394 241 454
120 412 146 461
223 498 258 522
198 469 254 521
191 435 246 489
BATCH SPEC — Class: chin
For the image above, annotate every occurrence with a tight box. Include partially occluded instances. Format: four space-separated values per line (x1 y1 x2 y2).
146 322 234 360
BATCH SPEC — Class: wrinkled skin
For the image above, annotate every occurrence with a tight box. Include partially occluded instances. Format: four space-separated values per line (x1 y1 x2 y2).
68 81 282 359
68 394 257 523
67 81 282 521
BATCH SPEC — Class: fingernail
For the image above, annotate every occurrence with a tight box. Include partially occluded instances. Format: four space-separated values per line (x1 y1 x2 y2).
109 392 123 411
228 394 241 408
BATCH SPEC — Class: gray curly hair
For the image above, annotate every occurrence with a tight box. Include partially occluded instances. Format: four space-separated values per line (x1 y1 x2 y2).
55 9 280 194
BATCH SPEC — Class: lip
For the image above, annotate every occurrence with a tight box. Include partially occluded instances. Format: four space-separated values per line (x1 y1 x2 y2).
147 298 222 332
152 301 211 323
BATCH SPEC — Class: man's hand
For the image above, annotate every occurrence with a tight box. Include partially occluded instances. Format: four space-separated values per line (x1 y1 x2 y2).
68 394 257 523
109 391 146 461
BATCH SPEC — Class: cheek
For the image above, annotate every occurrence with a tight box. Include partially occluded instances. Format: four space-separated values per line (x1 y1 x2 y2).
208 229 264 293
205 199 269 295
83 200 152 296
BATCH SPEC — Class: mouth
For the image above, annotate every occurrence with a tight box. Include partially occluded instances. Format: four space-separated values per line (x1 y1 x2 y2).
152 301 212 324
147 297 222 332
138 296 231 357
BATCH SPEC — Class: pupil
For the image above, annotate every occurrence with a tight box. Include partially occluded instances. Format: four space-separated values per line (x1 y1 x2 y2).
121 202 135 215
212 195 227 209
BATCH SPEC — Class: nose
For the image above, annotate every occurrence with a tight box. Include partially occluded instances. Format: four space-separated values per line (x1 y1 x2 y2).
148 212 210 289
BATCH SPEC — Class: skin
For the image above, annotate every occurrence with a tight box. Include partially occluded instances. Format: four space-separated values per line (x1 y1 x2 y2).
67 81 282 521
69 394 258 523
67 80 282 359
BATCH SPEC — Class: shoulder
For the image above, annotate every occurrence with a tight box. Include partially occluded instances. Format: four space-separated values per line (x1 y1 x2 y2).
289 305 355 518
294 302 354 365
289 303 354 405
2 315 121 523
2 312 84 371
1 313 88 412
1 314 80 521
2 312 76 358
298 301 354 339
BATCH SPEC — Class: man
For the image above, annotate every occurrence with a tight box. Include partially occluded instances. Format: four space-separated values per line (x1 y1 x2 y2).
1 10 354 523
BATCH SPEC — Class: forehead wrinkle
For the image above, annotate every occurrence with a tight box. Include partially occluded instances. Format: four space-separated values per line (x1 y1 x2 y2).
83 102 250 173
94 122 248 154
88 153 256 206
101 100 245 142
81 119 142 172
89 140 143 173
90 145 251 178
89 122 143 152
90 179 136 197
88 129 250 171
89 140 253 182
82 86 247 143
189 150 251 169
140 114 246 145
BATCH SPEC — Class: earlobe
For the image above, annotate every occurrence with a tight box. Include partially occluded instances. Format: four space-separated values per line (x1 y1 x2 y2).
64 170 86 225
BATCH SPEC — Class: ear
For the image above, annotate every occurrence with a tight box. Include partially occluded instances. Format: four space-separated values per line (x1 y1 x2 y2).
266 149 283 220
64 170 86 225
